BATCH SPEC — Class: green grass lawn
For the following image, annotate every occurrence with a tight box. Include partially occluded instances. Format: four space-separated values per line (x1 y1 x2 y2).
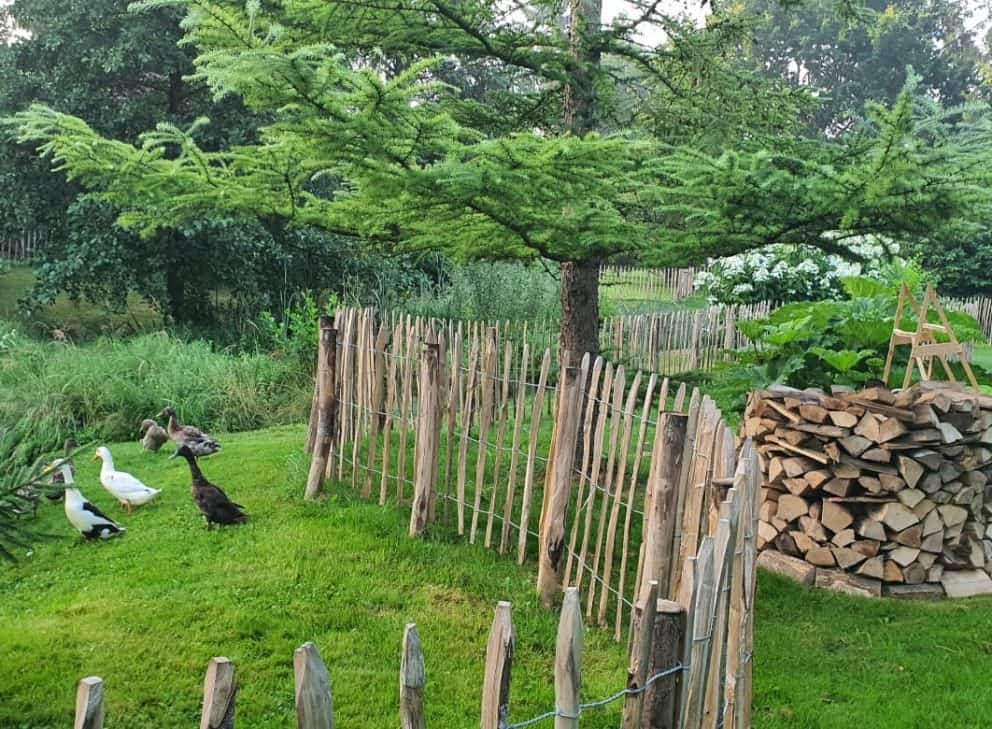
0 265 160 338
3 426 992 728
0 426 628 728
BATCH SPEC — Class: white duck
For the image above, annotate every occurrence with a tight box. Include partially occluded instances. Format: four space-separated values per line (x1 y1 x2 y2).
92 446 161 514
60 463 126 540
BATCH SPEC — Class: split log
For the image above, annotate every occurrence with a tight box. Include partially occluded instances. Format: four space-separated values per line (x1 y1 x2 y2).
874 503 919 532
776 495 809 524
856 556 885 580
821 502 854 533
757 550 815 586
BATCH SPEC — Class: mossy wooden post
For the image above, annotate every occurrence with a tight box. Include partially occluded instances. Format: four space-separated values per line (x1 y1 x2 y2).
620 580 657 729
645 600 687 729
295 642 334 729
481 601 514 729
555 587 582 729
401 624 426 729
639 413 688 600
305 319 338 500
411 336 441 538
74 676 104 729
538 357 585 607
200 658 236 729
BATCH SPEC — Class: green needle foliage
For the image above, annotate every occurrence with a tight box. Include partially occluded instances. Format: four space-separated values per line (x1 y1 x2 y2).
5 1 992 346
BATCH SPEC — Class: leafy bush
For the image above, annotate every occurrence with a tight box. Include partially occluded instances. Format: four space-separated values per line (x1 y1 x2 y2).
0 326 311 465
709 277 986 408
695 236 906 305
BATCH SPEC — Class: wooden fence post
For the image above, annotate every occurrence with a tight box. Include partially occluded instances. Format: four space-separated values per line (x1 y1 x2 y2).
305 319 338 500
555 587 583 729
295 642 334 729
621 580 657 729
74 676 104 729
410 336 441 537
645 600 687 729
401 624 426 729
481 601 515 729
639 414 688 601
200 658 237 729
537 358 585 607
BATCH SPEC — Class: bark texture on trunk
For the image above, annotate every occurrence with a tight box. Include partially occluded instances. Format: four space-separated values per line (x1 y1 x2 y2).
560 259 600 366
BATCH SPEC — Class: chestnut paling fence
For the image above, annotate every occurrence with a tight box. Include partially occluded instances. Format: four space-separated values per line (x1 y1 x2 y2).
299 306 762 729
58 306 760 728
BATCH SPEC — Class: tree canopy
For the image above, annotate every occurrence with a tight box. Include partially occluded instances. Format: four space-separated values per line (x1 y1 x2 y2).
5 0 992 350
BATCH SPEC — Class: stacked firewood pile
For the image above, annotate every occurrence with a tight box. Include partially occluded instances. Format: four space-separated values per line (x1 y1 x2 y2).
746 383 992 598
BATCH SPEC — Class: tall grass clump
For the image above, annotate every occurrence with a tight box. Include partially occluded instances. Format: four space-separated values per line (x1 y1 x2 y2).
399 261 560 323
0 324 311 465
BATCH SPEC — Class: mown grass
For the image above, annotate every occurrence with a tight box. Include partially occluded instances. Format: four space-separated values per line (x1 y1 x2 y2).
4 427 992 728
0 426 629 728
754 573 992 729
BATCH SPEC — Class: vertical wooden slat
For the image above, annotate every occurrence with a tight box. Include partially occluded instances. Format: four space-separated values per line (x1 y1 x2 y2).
500 341 530 554
363 323 389 498
200 658 237 729
469 329 495 544
680 537 716 729
481 602 514 729
620 580 657 729
615 373 659 640
410 336 441 538
74 676 105 729
443 328 463 524
379 326 401 504
587 366 626 619
575 363 614 591
597 370 641 626
645 600 687 729
668 389 702 597
306 321 338 500
456 342 480 535
400 624 426 729
485 340 514 548
396 324 418 504
555 587 583 729
537 358 586 606
294 642 334 729
517 349 552 564
564 356 605 585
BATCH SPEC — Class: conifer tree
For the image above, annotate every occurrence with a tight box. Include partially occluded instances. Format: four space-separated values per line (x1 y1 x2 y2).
6 1 992 356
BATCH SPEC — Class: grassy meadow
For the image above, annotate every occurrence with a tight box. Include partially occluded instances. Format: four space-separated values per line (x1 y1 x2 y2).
1 427 992 728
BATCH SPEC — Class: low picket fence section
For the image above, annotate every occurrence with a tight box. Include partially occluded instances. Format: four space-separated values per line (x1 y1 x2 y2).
602 303 773 375
600 265 702 301
302 306 762 729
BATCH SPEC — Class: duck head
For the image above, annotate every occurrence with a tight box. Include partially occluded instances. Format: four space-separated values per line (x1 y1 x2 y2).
158 406 177 420
91 446 112 463
174 444 195 460
140 419 157 435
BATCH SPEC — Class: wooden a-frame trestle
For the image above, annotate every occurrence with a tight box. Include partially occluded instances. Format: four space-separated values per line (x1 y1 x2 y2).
882 283 979 391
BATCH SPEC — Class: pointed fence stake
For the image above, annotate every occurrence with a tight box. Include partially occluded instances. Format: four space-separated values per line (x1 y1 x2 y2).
200 658 236 729
481 601 515 729
74 676 104 729
295 642 334 729
555 587 583 729
401 624 426 729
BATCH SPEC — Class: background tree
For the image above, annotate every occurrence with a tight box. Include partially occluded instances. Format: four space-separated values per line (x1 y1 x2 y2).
740 0 988 134
6 0 992 355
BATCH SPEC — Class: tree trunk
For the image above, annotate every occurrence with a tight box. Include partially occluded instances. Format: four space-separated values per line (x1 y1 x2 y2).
165 260 185 322
559 0 603 367
560 259 601 366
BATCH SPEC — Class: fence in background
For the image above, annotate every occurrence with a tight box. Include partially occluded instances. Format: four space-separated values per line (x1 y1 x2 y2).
603 303 773 375
304 306 762 729
0 229 47 262
600 265 702 301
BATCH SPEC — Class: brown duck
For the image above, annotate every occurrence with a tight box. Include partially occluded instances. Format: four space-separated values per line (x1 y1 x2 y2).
139 419 169 452
158 407 221 458
175 445 247 527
